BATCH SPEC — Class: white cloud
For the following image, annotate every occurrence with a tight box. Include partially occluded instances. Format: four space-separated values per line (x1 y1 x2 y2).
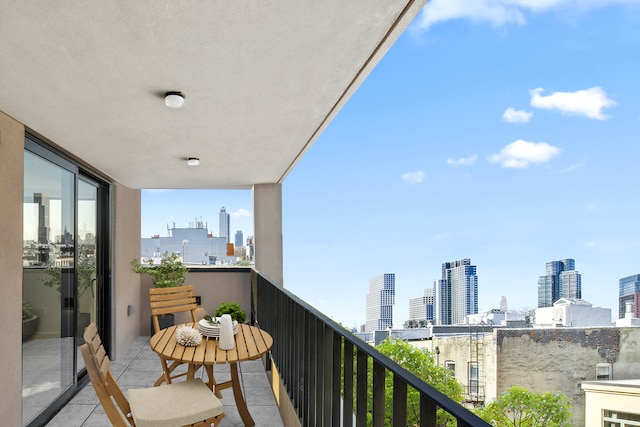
560 161 585 173
530 87 616 120
401 171 426 184
503 107 533 123
230 208 252 219
488 139 560 168
416 0 638 31
447 155 478 166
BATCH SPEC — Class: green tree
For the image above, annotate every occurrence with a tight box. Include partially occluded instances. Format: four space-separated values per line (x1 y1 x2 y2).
475 386 571 427
374 338 464 426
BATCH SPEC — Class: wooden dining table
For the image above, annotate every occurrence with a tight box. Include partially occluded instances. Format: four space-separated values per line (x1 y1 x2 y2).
149 322 273 427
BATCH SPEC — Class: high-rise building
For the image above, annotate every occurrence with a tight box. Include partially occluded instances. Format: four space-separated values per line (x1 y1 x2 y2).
365 273 395 332
537 259 581 308
619 274 640 319
218 207 230 243
435 259 478 325
234 230 243 248
408 287 434 325
499 296 508 312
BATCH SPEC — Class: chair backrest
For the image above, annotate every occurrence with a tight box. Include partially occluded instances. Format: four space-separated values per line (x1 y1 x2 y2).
80 323 134 427
149 285 199 333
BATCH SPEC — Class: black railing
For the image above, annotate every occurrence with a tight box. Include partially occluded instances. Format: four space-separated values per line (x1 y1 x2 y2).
251 271 491 427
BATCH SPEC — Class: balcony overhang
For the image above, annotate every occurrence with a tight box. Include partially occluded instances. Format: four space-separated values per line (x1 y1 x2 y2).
0 1 425 189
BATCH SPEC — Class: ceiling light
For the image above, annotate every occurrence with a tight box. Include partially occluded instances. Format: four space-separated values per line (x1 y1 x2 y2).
187 157 200 166
164 91 185 108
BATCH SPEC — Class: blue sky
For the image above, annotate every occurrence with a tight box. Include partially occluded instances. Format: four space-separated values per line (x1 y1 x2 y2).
143 1 640 329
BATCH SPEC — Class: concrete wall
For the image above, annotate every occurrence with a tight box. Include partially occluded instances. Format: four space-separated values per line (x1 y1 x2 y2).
426 333 498 404
112 182 143 359
496 327 640 427
0 109 26 427
253 183 283 286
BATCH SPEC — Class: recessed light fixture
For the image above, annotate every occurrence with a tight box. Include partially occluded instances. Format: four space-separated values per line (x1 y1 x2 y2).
187 157 200 166
164 91 185 108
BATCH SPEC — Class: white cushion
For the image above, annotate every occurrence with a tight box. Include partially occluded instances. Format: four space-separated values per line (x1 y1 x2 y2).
128 379 223 427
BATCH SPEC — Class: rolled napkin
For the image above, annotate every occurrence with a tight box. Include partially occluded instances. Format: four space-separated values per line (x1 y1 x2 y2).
218 314 235 350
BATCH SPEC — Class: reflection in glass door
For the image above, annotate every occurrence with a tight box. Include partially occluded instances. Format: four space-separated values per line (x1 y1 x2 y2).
22 149 76 425
76 179 98 369
22 140 109 426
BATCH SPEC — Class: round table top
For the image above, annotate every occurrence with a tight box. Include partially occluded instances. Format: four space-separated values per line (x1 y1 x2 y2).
150 323 273 365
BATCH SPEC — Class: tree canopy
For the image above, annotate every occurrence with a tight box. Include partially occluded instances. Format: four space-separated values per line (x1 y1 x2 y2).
475 386 572 427
374 338 464 426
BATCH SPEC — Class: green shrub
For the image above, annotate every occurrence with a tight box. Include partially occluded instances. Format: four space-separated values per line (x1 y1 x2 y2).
214 302 246 323
22 301 36 320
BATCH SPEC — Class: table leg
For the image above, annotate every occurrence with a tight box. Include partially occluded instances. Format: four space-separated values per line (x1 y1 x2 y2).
204 365 223 398
230 361 255 427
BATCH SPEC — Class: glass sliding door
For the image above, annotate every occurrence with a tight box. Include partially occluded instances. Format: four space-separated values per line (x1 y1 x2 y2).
22 149 76 426
22 138 110 426
76 179 98 366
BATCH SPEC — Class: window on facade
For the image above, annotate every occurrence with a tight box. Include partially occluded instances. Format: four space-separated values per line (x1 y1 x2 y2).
468 362 480 395
603 410 640 427
444 361 455 377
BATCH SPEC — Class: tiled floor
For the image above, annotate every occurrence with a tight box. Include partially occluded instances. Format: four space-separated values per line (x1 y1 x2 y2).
45 336 284 427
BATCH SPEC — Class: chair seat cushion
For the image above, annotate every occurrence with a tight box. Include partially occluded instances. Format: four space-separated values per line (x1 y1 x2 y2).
128 379 223 427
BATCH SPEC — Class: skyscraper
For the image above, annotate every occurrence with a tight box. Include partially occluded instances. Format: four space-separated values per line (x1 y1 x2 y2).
365 273 395 332
235 230 243 248
408 287 434 326
619 274 640 319
218 207 230 243
435 259 478 325
537 259 581 308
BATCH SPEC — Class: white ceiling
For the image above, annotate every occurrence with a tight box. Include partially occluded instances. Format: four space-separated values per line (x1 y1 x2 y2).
0 1 425 189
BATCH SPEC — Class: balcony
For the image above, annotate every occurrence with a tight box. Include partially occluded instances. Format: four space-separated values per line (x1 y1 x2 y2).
46 270 488 426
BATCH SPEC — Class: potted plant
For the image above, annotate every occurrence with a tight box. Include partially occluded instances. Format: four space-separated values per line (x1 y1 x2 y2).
201 302 245 338
131 252 189 334
131 251 188 288
22 300 39 341
214 302 246 323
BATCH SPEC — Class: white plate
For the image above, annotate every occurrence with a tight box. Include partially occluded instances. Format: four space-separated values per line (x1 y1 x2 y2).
198 318 238 337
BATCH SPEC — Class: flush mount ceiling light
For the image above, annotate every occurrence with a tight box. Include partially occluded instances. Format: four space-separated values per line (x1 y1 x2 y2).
187 157 200 166
164 91 185 108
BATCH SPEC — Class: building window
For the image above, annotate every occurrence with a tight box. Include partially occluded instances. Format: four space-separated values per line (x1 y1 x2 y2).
468 362 480 395
444 361 455 377
603 410 640 427
596 363 613 380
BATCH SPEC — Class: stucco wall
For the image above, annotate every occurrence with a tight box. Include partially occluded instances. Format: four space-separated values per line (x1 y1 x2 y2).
496 327 639 427
112 182 142 359
429 333 498 405
253 183 283 286
0 109 25 427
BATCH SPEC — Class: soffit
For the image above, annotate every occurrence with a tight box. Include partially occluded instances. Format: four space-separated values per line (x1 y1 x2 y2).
0 1 425 189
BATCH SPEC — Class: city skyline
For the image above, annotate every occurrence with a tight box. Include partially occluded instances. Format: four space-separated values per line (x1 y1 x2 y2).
142 1 640 328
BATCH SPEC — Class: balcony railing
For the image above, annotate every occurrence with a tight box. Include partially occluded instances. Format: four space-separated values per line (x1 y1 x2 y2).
251 272 491 427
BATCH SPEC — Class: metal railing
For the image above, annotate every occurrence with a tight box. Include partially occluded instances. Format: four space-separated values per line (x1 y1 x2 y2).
251 271 491 427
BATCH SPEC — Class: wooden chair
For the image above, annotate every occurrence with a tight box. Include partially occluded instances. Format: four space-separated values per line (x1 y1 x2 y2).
149 285 216 391
80 322 224 427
